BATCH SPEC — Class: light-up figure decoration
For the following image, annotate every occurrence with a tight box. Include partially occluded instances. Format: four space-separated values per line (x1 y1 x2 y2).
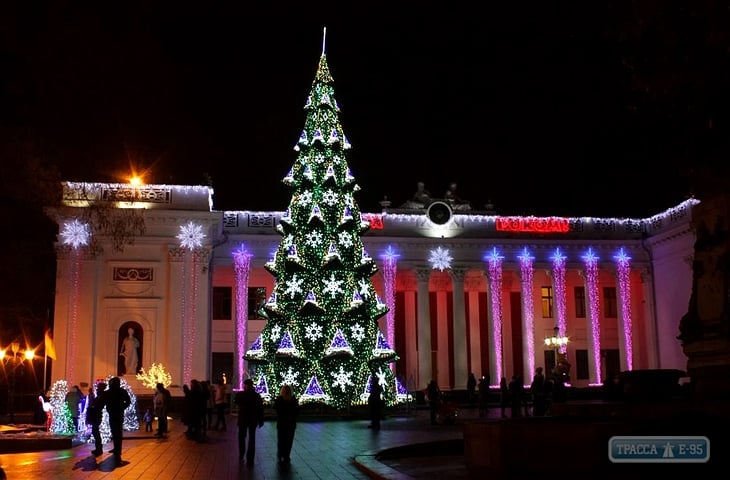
550 248 568 354
60 219 91 385
232 243 253 391
380 245 399 371
517 247 536 384
484 247 504 381
177 221 206 383
614 248 633 371
582 248 602 384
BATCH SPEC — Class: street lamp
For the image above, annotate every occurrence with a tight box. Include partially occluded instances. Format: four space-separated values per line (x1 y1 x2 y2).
544 326 568 352
0 342 35 424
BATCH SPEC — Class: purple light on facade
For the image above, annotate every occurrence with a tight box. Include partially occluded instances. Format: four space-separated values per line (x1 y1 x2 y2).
380 245 399 366
517 247 536 382
233 243 253 391
614 248 633 371
550 248 567 354
484 247 504 380
581 248 602 383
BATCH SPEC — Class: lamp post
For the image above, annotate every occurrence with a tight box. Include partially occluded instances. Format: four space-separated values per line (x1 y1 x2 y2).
0 342 35 424
544 327 570 401
545 327 568 352
544 326 568 367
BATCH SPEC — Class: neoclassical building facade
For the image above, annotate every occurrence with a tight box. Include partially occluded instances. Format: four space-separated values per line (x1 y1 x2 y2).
48 181 697 395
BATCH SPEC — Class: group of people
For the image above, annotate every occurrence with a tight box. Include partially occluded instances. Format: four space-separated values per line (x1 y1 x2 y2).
497 367 563 418
160 376 296 468
464 372 492 417
234 378 298 468
86 377 131 465
176 378 229 440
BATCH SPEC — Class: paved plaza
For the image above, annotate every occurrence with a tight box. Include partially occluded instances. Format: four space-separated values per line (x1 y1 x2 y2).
0 406 478 479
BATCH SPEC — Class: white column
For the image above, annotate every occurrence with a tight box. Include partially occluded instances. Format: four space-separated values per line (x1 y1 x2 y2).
449 267 468 390
415 267 432 390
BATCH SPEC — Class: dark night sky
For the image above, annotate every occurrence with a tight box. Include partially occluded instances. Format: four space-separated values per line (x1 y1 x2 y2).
2 1 729 218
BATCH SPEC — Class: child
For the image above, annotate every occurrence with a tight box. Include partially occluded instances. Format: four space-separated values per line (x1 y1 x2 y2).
144 407 154 432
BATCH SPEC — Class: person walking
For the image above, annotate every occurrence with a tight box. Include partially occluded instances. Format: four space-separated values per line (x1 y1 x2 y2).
213 378 227 431
98 377 131 465
65 385 83 432
508 375 525 418
530 367 546 416
499 377 509 418
466 373 477 405
234 378 264 466
186 379 205 441
273 384 298 465
426 379 441 425
367 378 383 431
153 382 170 437
87 381 106 456
477 374 490 417
203 380 214 433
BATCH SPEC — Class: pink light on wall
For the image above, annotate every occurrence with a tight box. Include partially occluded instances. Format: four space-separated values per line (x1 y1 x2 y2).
180 252 191 383
517 247 536 382
380 245 399 372
582 248 602 383
550 248 568 354
233 244 253 391
59 219 90 386
67 249 81 386
614 248 633 371
485 247 504 380
177 222 205 385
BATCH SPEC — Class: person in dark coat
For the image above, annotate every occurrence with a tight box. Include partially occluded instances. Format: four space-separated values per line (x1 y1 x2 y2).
273 384 298 465
499 377 509 418
153 382 171 437
530 367 546 416
466 373 477 405
87 381 106 456
477 374 490 417
234 378 264 466
368 378 383 431
98 377 130 464
426 379 441 425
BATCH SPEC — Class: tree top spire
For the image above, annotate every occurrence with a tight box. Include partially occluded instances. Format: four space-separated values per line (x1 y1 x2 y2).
322 27 327 55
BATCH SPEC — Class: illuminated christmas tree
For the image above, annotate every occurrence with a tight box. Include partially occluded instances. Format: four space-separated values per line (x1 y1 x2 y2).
245 30 398 409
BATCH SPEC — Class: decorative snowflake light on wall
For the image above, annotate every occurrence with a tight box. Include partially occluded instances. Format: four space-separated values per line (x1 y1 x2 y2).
60 219 91 249
428 246 453 271
177 221 205 250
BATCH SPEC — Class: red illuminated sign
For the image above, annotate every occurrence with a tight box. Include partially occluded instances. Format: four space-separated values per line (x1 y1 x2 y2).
496 216 570 233
362 214 384 230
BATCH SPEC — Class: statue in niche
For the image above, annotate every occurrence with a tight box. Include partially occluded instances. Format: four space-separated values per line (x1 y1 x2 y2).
119 327 141 375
